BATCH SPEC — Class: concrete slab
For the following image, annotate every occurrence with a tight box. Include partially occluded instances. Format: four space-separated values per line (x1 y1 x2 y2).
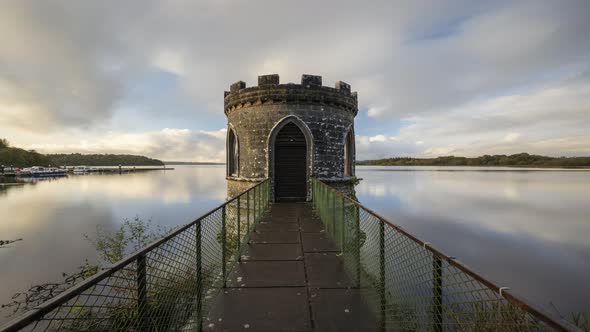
250 231 300 244
203 287 311 332
305 253 355 288
241 243 303 261
226 261 306 287
301 233 339 252
263 215 299 223
300 222 325 233
310 288 379 332
255 222 300 232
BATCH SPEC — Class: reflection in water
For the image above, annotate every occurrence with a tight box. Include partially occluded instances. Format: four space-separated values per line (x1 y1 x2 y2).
1 165 588 322
0 166 226 323
355 166 590 315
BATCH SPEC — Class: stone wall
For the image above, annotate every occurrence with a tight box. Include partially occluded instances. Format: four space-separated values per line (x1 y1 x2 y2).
224 74 358 200
228 103 354 179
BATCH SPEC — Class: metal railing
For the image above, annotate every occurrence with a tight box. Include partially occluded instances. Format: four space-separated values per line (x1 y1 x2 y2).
311 178 579 332
1 179 271 332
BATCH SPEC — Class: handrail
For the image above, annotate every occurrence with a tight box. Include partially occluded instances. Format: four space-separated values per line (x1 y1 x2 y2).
311 177 580 332
1 179 271 332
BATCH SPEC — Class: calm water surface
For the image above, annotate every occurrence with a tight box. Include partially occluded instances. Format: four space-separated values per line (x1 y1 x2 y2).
0 165 589 323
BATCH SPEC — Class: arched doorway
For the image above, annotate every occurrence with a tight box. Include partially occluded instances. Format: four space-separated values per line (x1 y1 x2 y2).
274 122 307 201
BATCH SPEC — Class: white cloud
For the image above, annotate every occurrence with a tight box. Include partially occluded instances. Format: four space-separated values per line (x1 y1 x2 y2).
357 76 590 158
1 0 589 159
29 128 227 162
152 50 187 76
369 135 387 143
503 133 521 142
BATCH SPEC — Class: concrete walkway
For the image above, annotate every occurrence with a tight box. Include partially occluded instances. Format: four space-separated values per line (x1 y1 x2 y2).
203 202 378 332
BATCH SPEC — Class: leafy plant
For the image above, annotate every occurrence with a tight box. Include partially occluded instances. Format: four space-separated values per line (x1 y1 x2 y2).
84 216 166 264
3 217 165 316
2 260 99 314
571 312 589 331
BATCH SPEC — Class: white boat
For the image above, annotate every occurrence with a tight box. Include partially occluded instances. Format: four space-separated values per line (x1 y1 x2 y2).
73 166 102 174
73 166 90 174
22 166 67 178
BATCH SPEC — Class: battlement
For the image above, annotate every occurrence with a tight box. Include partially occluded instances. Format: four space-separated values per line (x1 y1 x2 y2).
224 74 358 116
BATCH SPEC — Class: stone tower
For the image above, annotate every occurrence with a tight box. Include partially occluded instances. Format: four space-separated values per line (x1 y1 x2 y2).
225 74 357 201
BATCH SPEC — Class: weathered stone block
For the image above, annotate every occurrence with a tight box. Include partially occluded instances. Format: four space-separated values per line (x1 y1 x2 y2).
230 81 246 92
335 81 351 93
258 74 280 86
301 74 322 87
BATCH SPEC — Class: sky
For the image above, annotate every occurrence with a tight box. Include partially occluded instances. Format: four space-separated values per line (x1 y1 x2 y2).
1 0 589 162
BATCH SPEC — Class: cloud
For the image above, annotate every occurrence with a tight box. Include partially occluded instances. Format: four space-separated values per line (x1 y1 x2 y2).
29 128 227 162
358 76 590 158
503 133 521 143
1 0 589 159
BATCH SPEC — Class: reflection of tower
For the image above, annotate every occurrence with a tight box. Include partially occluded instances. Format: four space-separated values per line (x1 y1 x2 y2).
225 74 358 201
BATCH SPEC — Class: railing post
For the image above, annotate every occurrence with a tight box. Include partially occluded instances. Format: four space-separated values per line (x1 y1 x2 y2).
341 196 345 254
319 183 322 218
433 255 443 332
355 205 361 288
266 180 269 207
247 190 250 234
222 205 227 288
196 222 203 332
324 185 328 229
379 220 386 331
312 179 315 208
237 195 241 260
324 185 328 223
332 190 336 238
253 186 257 224
136 254 148 331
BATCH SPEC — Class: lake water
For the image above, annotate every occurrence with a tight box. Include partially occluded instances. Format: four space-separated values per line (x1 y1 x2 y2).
1 165 589 323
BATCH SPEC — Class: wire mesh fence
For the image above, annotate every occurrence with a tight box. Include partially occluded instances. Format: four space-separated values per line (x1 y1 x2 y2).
311 178 578 332
2 180 271 332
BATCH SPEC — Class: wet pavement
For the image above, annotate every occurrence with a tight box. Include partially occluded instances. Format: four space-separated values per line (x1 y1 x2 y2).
203 202 378 331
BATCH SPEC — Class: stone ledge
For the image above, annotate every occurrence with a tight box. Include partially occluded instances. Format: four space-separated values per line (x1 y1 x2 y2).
224 74 358 116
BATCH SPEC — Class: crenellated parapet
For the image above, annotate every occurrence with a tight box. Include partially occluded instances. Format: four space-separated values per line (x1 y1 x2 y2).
224 74 358 116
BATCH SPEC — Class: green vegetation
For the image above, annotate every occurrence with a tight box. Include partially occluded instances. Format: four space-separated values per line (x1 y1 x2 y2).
571 312 589 331
357 153 590 168
3 217 166 314
0 138 164 167
3 217 214 331
83 216 166 264
0 139 50 168
47 153 164 166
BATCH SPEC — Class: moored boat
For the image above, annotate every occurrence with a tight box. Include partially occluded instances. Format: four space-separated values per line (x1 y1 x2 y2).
20 166 67 178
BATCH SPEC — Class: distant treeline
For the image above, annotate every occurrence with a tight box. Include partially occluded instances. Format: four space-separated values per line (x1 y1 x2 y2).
48 154 164 166
0 139 50 167
0 139 163 167
357 153 590 168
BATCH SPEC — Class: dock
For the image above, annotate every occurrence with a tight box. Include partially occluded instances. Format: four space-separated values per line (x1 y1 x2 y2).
0 166 173 178
204 202 377 331
65 166 174 174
